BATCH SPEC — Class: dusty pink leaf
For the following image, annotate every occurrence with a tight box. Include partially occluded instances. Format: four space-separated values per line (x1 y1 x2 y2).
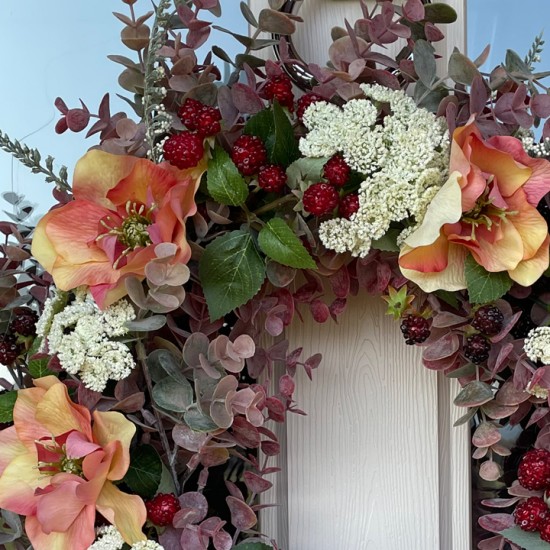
495 379 530 406
403 0 425 21
473 447 488 459
261 440 280 456
232 416 261 447
180 527 208 550
310 299 330 323
508 480 542 497
478 513 515 533
424 22 444 42
527 407 550 428
213 529 232 550
481 401 518 420
330 267 350 298
173 424 209 452
279 374 295 398
244 471 273 494
532 94 550 118
226 496 257 530
265 396 285 422
232 83 264 114
481 497 521 508
491 444 512 457
423 333 460 361
477 535 506 550
473 422 502 448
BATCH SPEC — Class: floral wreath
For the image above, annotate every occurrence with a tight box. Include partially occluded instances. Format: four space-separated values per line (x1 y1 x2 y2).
1 1 550 548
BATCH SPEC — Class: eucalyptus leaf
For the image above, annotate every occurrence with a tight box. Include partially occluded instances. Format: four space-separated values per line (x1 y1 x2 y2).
125 315 166 332
122 444 163 499
505 49 532 75
501 526 550 549
184 404 219 432
152 376 194 413
240 2 258 28
258 8 296 34
464 255 513 305
207 146 249 206
453 407 479 427
147 349 187 384
233 543 273 550
454 381 494 407
449 49 481 86
371 229 400 252
258 218 316 269
423 3 458 23
413 40 437 88
199 230 266 320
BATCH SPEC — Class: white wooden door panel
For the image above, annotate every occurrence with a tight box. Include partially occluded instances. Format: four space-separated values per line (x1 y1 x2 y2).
248 2 470 548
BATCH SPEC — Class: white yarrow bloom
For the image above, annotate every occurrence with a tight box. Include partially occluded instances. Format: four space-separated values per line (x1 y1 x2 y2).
38 292 137 391
299 83 450 257
524 327 550 364
88 526 165 550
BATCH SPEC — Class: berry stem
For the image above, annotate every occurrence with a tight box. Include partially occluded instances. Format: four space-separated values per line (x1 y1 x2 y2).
252 194 296 216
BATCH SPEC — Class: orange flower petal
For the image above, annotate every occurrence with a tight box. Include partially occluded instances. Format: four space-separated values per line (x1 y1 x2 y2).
0 427 27 475
34 382 92 440
31 211 59 274
90 280 132 310
73 150 138 209
13 387 49 451
399 232 450 273
0 452 48 515
25 504 96 550
92 411 135 481
508 234 550 286
96 481 146 545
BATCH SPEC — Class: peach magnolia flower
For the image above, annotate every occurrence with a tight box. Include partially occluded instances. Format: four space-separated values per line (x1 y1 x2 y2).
32 149 205 308
399 120 550 291
0 376 146 550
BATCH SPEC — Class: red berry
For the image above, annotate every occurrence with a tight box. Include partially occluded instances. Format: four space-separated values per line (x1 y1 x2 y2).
463 334 490 364
178 99 222 137
178 98 203 129
163 132 204 169
258 164 287 193
264 74 294 112
518 449 550 491
145 493 181 526
231 135 267 176
542 516 550 541
303 183 339 217
0 334 20 365
339 193 360 220
323 154 350 187
472 305 504 336
515 497 549 532
10 307 38 337
400 315 431 345
297 93 324 122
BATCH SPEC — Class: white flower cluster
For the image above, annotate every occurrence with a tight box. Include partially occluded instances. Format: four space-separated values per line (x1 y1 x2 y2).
88 526 164 550
37 292 136 392
300 84 450 257
521 133 550 158
524 327 550 364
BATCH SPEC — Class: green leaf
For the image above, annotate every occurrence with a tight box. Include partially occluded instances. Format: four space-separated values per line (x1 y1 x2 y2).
464 255 513 304
123 444 163 499
371 229 400 252
448 49 481 86
446 363 476 379
423 3 457 23
0 391 17 423
286 157 328 189
244 103 300 166
207 146 249 206
258 218 316 269
413 40 437 88
199 230 266 320
152 376 194 413
434 289 460 310
271 101 301 165
233 542 273 550
453 407 479 427
147 349 187 384
27 355 55 379
501 526 550 549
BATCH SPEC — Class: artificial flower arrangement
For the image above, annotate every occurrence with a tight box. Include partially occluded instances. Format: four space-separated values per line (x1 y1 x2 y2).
2 0 550 548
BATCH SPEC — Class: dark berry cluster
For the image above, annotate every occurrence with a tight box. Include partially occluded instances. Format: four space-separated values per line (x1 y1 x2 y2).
513 449 550 541
471 305 504 335
0 308 36 365
400 315 431 345
463 334 491 364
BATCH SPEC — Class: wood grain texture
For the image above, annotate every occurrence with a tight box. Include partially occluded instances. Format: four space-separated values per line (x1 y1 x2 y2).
249 1 471 548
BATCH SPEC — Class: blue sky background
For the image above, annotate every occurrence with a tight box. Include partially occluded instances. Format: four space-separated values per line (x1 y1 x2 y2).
0 1 547 216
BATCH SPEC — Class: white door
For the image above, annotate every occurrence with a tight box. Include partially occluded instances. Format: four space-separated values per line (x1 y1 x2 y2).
248 1 470 549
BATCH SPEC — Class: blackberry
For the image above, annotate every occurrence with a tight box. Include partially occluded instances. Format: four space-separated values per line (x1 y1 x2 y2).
400 315 431 345
0 333 20 365
464 334 491 364
471 304 504 336
9 307 39 337
512 312 536 339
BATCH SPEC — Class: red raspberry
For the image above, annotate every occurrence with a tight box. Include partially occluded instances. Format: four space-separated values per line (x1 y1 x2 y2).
0 334 20 365
178 99 221 137
163 132 204 169
400 315 431 345
145 493 181 526
231 135 267 176
339 193 360 220
323 154 350 187
9 307 39 337
258 164 287 193
518 449 550 491
264 74 294 111
463 334 490 364
471 305 504 336
515 497 549 532
302 183 339 217
542 516 550 542
297 93 324 122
